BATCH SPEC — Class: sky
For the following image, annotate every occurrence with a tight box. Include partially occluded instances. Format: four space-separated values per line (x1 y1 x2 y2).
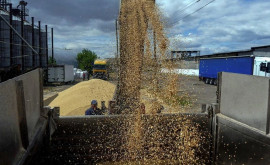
11 0 270 64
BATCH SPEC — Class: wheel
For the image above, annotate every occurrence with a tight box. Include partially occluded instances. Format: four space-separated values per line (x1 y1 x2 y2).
214 79 218 86
205 78 210 84
210 79 214 85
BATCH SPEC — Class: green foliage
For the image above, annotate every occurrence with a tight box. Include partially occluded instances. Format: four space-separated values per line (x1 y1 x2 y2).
49 56 57 65
76 49 97 72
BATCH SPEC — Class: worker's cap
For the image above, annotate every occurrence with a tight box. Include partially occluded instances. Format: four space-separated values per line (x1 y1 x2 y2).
91 100 98 105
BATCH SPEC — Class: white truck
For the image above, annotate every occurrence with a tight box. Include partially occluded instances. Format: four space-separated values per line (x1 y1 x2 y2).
48 65 74 83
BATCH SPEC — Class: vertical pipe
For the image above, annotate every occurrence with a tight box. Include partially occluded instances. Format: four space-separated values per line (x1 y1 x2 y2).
115 19 119 59
31 17 35 67
45 25 48 83
51 28 54 62
4 0 7 10
38 21 41 67
21 9 24 71
45 25 48 67
9 4 13 66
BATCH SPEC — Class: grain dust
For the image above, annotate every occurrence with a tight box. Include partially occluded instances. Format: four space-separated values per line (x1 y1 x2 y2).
114 0 206 164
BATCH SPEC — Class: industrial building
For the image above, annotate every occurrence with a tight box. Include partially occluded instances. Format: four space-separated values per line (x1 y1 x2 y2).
168 50 200 69
0 0 51 82
198 45 270 59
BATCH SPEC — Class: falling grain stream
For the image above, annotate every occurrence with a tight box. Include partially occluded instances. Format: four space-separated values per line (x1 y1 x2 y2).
114 0 209 164
32 0 211 164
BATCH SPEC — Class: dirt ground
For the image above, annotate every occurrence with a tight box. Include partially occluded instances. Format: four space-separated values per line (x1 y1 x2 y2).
43 83 76 100
43 76 217 113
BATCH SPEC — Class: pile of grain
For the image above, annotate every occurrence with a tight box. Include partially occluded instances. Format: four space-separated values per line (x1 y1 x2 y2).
49 79 116 116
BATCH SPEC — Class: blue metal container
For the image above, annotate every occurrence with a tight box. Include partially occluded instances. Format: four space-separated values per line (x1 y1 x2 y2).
199 56 254 79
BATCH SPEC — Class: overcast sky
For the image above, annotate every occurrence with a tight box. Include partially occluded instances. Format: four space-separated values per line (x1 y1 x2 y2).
12 0 270 63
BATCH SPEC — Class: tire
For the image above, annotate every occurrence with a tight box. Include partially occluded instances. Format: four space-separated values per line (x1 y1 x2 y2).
214 79 218 86
205 78 210 84
210 79 214 85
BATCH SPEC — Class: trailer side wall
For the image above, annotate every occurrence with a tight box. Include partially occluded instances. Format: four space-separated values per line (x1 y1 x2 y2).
199 57 254 79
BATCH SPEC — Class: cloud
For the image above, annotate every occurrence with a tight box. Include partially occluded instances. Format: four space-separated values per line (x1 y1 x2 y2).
9 0 119 64
10 0 270 62
158 0 270 55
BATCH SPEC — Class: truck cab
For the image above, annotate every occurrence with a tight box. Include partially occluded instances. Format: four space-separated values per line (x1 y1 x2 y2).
93 60 108 80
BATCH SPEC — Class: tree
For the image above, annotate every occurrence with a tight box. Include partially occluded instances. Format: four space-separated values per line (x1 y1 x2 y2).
49 56 57 65
76 49 97 72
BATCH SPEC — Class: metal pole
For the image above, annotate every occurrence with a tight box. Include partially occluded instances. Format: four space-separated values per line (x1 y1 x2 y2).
115 19 119 59
31 17 35 67
51 28 54 62
0 14 38 54
21 9 24 71
9 4 13 66
38 21 41 67
45 25 48 67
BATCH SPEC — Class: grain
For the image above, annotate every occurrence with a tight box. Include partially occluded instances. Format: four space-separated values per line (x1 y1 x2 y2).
49 79 116 116
115 0 206 164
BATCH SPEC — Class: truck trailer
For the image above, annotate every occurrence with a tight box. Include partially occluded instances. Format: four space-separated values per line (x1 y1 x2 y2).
48 65 74 83
199 56 270 85
1 69 270 165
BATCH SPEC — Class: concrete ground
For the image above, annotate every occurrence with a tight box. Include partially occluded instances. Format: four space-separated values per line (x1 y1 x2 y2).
43 76 217 113
178 75 217 113
43 83 76 100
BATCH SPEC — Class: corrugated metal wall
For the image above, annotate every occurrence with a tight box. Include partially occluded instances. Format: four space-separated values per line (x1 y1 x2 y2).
0 8 48 71
24 24 32 68
0 14 10 67
12 19 22 67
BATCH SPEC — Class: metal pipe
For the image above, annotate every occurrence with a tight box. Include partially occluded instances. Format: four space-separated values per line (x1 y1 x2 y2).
38 21 41 67
115 19 119 60
21 9 24 70
9 4 13 66
31 17 35 67
51 28 54 61
45 25 48 67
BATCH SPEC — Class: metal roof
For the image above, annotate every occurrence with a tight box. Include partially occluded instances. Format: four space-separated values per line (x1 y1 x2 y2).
199 49 252 58
251 45 270 50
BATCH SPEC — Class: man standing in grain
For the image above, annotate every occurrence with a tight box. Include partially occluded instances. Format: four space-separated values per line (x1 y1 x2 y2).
85 100 101 115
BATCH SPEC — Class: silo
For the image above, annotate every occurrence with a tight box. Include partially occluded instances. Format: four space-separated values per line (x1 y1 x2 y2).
34 27 39 67
12 18 22 68
23 22 32 69
41 30 47 67
0 13 10 67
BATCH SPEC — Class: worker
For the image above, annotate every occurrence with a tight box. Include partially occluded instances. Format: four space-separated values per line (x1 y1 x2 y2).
85 100 101 115
83 72 86 81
